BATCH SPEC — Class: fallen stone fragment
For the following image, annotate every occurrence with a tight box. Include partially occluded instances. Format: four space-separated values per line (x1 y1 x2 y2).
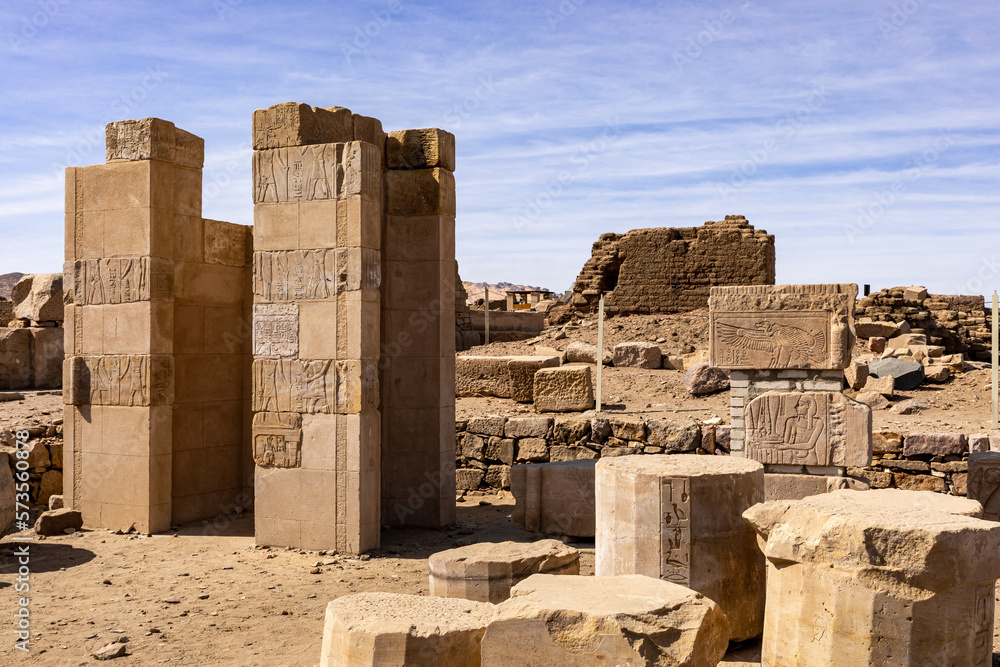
854 391 889 410
429 539 579 603
613 342 662 369
891 398 928 414
92 642 128 660
34 508 82 536
868 357 925 390
682 362 730 395
861 374 894 398
532 366 594 412
843 359 869 391
0 392 24 402
320 592 493 667
482 574 729 666
565 340 612 366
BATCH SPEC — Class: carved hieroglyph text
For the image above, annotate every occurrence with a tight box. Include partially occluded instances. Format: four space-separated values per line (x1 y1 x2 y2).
65 355 173 406
253 141 381 204
68 257 173 305
106 119 171 161
974 583 994 665
253 303 299 357
712 311 829 369
253 248 380 301
660 477 691 586
252 412 302 468
252 359 377 415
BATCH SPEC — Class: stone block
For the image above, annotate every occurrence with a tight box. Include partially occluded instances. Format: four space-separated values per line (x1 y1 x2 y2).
511 459 596 536
903 432 967 457
744 489 1000 666
855 391 890 410
548 445 597 462
682 362 729 395
844 359 869 391
745 390 871 467
253 102 352 150
862 374 894 398
484 437 514 466
455 468 484 490
969 452 1000 520
855 321 899 339
385 168 456 217
455 356 510 398
35 508 83 536
645 419 701 452
31 327 64 389
429 539 579 603
504 417 552 439
514 438 548 462
872 358 925 391
0 453 12 535
467 416 506 437
903 285 928 303
386 128 455 171
868 336 887 354
662 354 685 370
709 283 857 370
0 328 32 390
924 365 950 383
894 472 948 493
764 473 869 501
38 470 62 506
507 356 559 402
595 454 765 641
11 274 63 323
105 117 204 168
319 592 492 667
612 341 661 369
553 418 590 443
484 464 511 489
889 333 928 348
482 574 729 666
608 417 645 442
533 366 594 413
564 340 612 365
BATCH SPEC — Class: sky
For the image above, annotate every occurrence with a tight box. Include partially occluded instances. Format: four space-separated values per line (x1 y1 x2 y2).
0 0 998 298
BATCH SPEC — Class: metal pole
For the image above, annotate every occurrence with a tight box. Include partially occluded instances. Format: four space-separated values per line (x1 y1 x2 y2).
992 291 997 430
596 294 604 412
484 285 490 346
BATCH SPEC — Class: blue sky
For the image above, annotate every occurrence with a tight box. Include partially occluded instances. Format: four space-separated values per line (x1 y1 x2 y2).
1 0 998 297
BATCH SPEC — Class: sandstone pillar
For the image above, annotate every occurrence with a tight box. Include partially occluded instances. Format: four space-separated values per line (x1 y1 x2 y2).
380 128 456 527
744 489 1000 666
251 103 383 553
595 454 765 641
64 118 251 532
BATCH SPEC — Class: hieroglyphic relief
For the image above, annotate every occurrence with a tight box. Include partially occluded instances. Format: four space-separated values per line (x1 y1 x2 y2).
106 118 171 161
252 359 337 414
65 355 173 406
254 249 337 301
253 303 299 357
968 454 1000 521
253 144 341 204
974 583 994 665
660 477 691 586
712 312 829 369
69 258 173 305
746 391 836 466
252 412 302 468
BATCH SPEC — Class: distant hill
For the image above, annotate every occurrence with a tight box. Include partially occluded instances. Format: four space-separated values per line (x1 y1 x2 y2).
463 281 553 305
0 273 24 299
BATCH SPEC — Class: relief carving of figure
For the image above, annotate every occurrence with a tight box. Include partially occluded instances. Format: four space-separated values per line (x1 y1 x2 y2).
717 320 826 367
781 395 826 454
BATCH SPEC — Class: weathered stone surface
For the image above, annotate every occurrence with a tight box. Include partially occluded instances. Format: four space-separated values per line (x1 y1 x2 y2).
456 468 484 491
889 333 928 348
319 592 492 667
924 364 950 383
843 359 869 391
891 398 929 414
903 432 967 457
429 540 579 603
868 357 925 390
744 489 1000 666
564 340 612 366
608 418 645 442
38 469 62 506
386 128 455 171
612 342 661 369
511 459 596 537
467 416 506 437
514 438 548 462
482 574 729 666
903 286 928 302
709 283 857 370
533 366 594 413
253 102 352 150
682 362 730 395
745 391 871 467
35 508 83 536
969 452 1000 520
646 419 701 452
894 472 948 493
855 391 890 410
548 445 597 462
662 354 685 370
485 438 514 465
507 356 560 402
569 216 774 316
0 453 13 535
596 455 765 641
553 418 590 443
31 327 63 389
764 472 869 501
456 355 558 401
868 336 887 354
484 465 511 489
504 417 552 439
11 273 63 323
855 321 899 339
0 328 32 390
683 349 710 369
106 117 204 166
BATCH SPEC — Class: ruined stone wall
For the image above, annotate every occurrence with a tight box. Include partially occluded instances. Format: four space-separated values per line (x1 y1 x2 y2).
856 287 989 360
570 215 774 315
0 298 12 326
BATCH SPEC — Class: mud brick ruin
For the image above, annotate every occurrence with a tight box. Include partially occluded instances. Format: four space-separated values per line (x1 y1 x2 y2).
62 106 457 551
710 284 873 498
569 215 775 315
